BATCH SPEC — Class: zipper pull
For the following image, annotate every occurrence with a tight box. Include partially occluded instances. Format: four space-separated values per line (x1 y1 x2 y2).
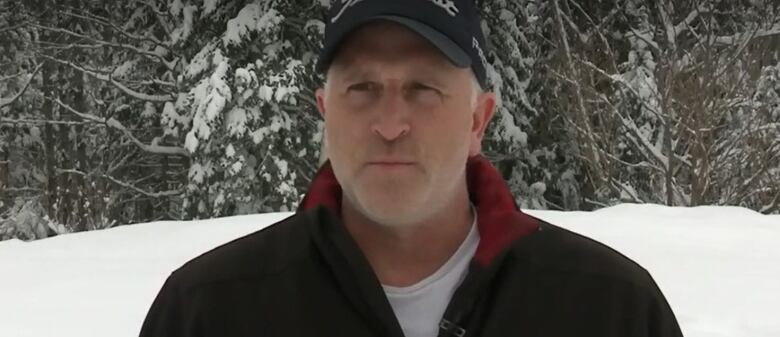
438 318 466 337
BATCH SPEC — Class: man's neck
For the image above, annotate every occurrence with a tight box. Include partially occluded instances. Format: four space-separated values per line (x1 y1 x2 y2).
341 186 474 288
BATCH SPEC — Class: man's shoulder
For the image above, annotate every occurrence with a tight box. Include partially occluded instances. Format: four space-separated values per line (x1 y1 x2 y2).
510 218 655 288
168 210 317 291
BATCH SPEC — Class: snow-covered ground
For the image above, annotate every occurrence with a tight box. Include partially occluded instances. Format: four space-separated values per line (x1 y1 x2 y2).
0 204 778 337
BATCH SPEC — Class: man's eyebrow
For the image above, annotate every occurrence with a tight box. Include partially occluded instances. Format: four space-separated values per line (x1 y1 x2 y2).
411 73 448 87
333 66 375 83
342 69 370 82
406 65 457 87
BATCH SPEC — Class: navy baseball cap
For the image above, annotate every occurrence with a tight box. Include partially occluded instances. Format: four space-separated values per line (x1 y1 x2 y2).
316 0 490 88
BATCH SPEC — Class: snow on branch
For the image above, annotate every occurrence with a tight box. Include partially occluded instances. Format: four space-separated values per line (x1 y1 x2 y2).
32 24 176 70
0 63 42 108
52 98 190 157
107 76 176 102
39 54 175 102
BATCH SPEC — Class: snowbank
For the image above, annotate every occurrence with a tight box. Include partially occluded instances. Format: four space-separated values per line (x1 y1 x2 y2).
0 205 777 337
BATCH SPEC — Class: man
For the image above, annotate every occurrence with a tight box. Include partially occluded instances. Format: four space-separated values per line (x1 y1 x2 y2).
140 0 684 336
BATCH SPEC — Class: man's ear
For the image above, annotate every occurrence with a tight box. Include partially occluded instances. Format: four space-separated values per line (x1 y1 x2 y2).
469 92 497 156
316 88 326 118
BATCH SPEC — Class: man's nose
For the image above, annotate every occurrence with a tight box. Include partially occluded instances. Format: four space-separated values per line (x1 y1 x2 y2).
371 87 411 142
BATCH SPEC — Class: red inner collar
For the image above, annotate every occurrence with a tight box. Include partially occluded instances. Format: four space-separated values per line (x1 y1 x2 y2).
298 155 539 266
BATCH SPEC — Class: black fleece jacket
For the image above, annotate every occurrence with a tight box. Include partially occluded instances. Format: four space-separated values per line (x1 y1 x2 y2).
139 156 683 337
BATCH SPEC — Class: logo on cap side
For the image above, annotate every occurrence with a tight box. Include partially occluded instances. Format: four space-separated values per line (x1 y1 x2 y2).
473 37 489 77
428 0 459 17
332 0 365 23
331 0 459 23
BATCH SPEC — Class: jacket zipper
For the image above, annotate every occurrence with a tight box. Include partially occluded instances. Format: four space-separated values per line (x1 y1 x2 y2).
439 318 468 337
437 244 521 337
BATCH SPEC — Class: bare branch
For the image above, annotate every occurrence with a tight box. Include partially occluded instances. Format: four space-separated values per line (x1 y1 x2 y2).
2 187 43 194
577 60 696 171
0 21 29 34
58 6 170 47
1 71 29 82
552 0 607 175
628 26 663 56
57 6 179 62
612 180 644 203
557 3 587 44
57 168 183 198
0 118 90 126
710 24 780 46
31 23 175 69
130 0 171 17
674 3 710 38
759 189 780 214
655 0 678 50
102 173 183 198
0 63 43 108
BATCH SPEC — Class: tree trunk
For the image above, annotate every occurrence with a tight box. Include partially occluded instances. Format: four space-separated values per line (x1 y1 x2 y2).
71 67 89 230
40 57 59 225
0 142 9 213
55 61 71 228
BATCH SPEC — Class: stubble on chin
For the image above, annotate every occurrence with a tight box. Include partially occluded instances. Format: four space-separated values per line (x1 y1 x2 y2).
344 176 432 228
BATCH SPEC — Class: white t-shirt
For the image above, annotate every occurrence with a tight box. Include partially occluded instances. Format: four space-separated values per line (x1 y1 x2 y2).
382 206 479 337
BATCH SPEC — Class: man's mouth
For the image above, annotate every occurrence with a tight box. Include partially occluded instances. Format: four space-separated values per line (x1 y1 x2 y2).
366 160 416 168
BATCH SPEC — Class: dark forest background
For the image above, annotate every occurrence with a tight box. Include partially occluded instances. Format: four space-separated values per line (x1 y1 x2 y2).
1 0 779 240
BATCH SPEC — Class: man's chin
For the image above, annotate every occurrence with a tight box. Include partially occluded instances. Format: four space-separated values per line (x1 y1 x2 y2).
365 212 424 229
356 198 427 227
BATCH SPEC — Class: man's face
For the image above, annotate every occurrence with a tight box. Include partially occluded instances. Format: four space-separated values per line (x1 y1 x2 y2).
316 21 495 227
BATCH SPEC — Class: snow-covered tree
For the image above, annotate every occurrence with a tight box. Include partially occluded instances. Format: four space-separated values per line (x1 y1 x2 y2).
716 60 780 213
3 0 780 241
161 0 325 217
546 0 780 212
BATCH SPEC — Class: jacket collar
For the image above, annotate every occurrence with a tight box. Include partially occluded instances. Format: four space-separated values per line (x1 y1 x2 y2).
298 155 539 267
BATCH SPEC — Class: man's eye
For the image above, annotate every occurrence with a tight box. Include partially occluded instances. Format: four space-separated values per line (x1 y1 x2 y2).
406 82 443 105
409 83 438 92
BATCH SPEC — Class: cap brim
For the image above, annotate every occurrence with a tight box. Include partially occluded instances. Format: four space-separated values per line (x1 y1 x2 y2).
374 15 472 68
317 15 472 72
